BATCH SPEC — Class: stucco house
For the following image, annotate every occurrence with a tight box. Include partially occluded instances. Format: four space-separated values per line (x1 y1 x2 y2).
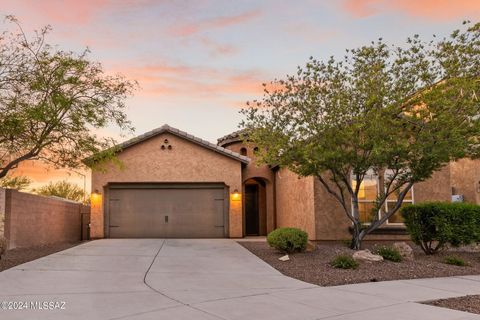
89 124 477 240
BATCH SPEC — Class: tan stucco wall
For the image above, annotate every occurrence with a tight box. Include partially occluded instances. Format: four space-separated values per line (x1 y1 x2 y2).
314 176 352 240
90 133 243 238
275 168 316 239
225 142 276 234
414 165 452 203
450 159 480 204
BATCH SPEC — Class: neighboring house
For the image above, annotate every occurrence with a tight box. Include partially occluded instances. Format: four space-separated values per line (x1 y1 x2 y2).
88 124 477 240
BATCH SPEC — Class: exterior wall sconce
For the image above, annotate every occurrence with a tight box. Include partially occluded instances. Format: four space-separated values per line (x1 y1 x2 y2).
231 189 241 201
90 189 102 205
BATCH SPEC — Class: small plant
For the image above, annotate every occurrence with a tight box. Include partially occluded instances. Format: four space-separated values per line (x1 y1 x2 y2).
376 246 402 262
0 237 7 260
267 227 308 253
444 256 468 266
330 255 359 269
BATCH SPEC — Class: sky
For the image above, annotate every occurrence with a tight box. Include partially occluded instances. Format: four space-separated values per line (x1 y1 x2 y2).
1 0 480 192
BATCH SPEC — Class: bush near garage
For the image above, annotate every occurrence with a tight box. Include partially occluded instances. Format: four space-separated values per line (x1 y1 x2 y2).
267 227 308 253
401 202 480 255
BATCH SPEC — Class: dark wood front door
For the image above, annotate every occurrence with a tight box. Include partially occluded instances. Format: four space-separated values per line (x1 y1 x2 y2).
245 184 259 235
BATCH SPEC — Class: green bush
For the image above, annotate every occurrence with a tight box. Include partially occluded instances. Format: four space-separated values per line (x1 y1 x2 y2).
330 255 359 269
444 256 468 266
0 237 6 260
376 246 402 262
401 202 480 255
267 227 308 253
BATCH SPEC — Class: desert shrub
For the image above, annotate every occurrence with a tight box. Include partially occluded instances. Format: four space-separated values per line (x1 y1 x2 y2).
402 202 480 255
267 227 308 253
444 256 468 266
376 246 402 262
330 255 359 269
0 237 6 260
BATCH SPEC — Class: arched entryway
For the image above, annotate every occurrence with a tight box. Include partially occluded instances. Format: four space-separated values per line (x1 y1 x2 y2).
244 178 268 236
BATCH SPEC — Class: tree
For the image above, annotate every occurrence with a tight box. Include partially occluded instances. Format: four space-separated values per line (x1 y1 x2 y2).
34 180 85 202
0 16 137 179
242 22 480 249
0 175 31 190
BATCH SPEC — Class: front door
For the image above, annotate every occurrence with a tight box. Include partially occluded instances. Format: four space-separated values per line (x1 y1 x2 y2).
245 184 259 235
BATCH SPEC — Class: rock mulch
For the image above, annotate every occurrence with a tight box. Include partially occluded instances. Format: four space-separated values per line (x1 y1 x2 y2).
0 242 81 272
425 295 480 315
238 241 480 286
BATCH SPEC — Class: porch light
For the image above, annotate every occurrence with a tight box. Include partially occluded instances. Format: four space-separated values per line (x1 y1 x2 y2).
90 189 102 205
231 189 241 201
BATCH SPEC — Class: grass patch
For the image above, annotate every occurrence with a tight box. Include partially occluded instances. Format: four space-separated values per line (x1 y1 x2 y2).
331 255 359 269
444 256 468 266
376 246 402 262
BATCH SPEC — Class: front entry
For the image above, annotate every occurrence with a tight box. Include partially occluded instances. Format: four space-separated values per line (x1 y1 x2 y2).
245 184 259 235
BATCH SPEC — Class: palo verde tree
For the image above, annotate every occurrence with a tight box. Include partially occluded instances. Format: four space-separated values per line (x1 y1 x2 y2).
242 22 480 249
34 180 85 203
0 16 137 179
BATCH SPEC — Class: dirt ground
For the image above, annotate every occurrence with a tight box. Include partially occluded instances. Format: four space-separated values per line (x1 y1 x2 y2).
425 295 480 315
239 241 480 286
0 242 81 272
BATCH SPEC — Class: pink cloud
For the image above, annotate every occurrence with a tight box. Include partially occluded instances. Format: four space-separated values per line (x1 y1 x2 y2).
199 37 239 57
342 0 480 20
111 62 267 100
170 9 261 37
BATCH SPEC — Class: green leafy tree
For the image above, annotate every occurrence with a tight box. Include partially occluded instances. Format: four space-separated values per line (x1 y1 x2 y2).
242 22 480 249
0 16 137 179
0 175 31 190
34 180 85 202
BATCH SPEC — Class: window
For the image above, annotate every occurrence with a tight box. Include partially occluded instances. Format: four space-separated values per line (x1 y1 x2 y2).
351 170 414 225
351 171 378 223
240 147 247 156
384 171 413 224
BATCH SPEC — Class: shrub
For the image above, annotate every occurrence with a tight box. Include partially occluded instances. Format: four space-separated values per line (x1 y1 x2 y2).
330 255 359 269
401 202 480 255
0 237 6 260
444 256 468 266
267 227 308 253
376 246 402 262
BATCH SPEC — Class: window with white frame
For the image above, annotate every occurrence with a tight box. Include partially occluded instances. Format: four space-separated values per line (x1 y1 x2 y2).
351 170 378 223
384 170 414 224
351 170 414 225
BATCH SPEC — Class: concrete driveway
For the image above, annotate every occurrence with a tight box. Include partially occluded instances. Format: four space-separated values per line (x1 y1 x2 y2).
0 239 480 319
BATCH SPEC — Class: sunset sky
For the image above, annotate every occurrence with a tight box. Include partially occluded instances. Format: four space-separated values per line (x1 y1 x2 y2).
1 0 480 192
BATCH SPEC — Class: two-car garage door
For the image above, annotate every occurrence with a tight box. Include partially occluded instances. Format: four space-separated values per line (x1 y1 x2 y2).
106 184 227 238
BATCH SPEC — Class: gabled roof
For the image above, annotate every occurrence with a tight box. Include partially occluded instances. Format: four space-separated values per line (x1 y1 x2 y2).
95 124 250 164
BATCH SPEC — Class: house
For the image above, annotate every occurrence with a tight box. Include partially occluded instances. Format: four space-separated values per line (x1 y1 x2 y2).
88 124 475 240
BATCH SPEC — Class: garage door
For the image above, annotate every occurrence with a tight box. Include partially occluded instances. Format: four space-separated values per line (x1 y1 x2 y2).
107 184 227 238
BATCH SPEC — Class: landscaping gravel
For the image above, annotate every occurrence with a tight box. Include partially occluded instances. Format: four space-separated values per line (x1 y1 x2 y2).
0 242 81 272
239 241 480 286
425 295 480 315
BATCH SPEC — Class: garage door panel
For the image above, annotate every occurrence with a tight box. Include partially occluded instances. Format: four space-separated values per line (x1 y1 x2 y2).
108 186 226 238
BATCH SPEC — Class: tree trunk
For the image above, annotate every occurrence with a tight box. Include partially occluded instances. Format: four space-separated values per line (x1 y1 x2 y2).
350 222 365 250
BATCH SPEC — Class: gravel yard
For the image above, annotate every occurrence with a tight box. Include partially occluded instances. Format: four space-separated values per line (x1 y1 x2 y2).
425 295 480 315
0 242 81 272
239 241 480 286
